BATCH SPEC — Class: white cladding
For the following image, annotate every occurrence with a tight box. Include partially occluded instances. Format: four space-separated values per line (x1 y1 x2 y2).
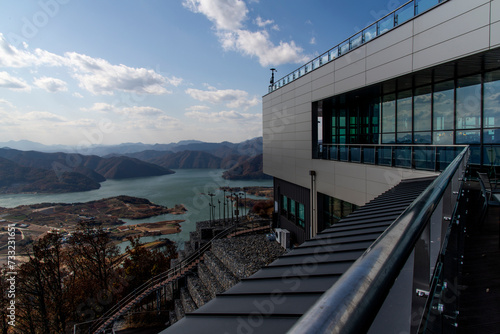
263 0 498 206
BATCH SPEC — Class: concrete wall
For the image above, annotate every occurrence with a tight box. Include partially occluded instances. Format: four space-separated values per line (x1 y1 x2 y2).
263 0 497 206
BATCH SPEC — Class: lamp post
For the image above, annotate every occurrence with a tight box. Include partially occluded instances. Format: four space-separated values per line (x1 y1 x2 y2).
208 192 215 222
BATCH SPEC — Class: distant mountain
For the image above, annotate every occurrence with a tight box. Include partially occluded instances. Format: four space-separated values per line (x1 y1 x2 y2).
0 157 100 194
0 137 263 157
0 148 174 194
149 151 222 169
222 154 272 180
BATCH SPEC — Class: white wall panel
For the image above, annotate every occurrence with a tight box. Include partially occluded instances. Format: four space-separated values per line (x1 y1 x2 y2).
413 27 490 70
366 23 413 55
366 55 413 86
492 22 500 47
413 5 490 52
334 72 366 95
366 37 413 70
492 0 500 24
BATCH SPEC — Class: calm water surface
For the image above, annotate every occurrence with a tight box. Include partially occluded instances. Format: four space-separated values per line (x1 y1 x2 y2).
0 169 272 250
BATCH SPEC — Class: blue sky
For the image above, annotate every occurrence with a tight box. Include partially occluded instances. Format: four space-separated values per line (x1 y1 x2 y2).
0 0 401 147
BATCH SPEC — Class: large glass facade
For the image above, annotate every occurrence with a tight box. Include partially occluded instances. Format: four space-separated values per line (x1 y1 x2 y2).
313 63 500 166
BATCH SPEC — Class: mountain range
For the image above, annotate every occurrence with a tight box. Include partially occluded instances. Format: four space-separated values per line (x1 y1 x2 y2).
0 137 268 194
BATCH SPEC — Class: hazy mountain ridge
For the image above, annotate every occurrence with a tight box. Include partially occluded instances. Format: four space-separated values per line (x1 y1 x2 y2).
0 148 175 193
0 137 269 193
222 154 272 180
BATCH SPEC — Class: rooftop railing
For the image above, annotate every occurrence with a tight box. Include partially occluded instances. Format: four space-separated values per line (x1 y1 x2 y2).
288 146 469 334
268 0 449 93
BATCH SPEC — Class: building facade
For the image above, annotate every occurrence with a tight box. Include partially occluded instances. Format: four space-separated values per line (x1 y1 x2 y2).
263 0 500 244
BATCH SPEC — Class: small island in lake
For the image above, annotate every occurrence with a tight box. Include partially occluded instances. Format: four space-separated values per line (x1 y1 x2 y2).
0 195 186 264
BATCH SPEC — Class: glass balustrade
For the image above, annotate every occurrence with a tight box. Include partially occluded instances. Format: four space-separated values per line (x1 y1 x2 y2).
268 0 447 93
318 144 465 172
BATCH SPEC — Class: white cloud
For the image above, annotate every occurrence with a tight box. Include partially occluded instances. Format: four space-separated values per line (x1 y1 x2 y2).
21 111 66 122
0 99 14 108
66 52 171 95
183 0 309 66
183 0 248 30
73 92 84 98
186 105 211 112
220 29 309 67
0 71 30 91
33 76 68 93
310 37 316 45
255 16 273 28
185 87 259 109
0 33 181 96
122 106 164 117
186 109 261 124
81 102 118 113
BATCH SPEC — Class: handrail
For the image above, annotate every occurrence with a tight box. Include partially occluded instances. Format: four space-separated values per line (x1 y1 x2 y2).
90 219 270 333
267 0 449 94
287 146 469 334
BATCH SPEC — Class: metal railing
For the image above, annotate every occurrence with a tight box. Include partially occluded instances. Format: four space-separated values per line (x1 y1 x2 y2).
89 219 271 333
317 143 466 172
288 146 469 334
268 0 449 94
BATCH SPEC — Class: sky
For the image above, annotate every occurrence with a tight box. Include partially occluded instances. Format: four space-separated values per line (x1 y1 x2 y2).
0 0 403 147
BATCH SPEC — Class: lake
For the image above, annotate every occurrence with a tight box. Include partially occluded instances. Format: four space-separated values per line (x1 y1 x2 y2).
0 169 272 250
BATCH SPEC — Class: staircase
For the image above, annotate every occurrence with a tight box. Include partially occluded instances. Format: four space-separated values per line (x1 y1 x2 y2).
91 219 276 333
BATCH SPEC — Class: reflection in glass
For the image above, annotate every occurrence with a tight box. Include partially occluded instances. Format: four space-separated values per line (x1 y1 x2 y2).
414 147 435 170
484 70 500 128
395 147 412 167
378 13 395 34
484 146 500 166
350 33 362 49
396 2 415 25
414 132 432 144
397 90 412 133
340 40 350 55
364 24 377 43
382 94 396 133
378 147 392 165
434 81 454 130
456 130 480 144
484 129 500 144
416 0 438 14
433 131 454 145
414 86 431 131
456 75 481 129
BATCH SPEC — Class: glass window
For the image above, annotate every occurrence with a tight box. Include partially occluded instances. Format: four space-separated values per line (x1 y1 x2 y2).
298 203 305 228
281 195 288 216
433 131 454 145
414 86 432 131
395 146 412 168
456 75 481 129
289 199 296 221
414 147 435 170
397 90 413 133
433 81 454 131
382 133 396 144
484 70 500 128
456 130 481 144
397 132 412 144
382 94 396 133
483 146 500 166
484 129 500 144
414 132 432 144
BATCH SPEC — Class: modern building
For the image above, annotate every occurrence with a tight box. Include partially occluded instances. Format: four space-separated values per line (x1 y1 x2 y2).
264 0 500 244
144 1 500 333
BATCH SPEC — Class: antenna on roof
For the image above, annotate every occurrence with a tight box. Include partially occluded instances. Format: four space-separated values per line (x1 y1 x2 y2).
270 68 277 85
